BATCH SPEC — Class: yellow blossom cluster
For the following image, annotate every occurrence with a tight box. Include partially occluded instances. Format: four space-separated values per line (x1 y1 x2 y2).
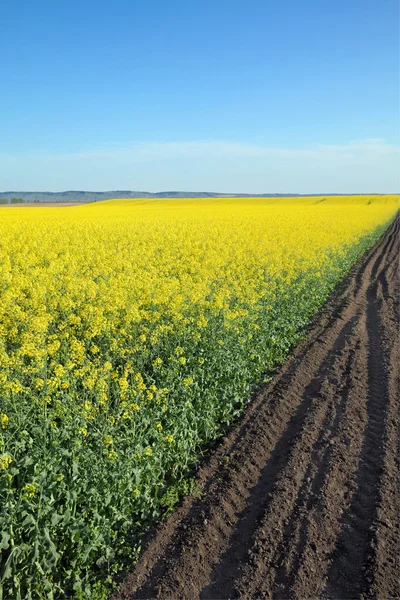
0 454 12 470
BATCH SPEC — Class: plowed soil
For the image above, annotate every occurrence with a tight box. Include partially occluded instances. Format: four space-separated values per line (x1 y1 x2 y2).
115 216 399 600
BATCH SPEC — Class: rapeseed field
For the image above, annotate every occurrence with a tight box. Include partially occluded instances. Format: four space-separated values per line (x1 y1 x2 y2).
0 195 398 598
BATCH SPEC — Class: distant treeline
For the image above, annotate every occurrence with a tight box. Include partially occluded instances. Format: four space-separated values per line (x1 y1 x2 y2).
0 197 28 204
0 191 392 204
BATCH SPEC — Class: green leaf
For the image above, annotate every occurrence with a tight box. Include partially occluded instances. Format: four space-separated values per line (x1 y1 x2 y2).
0 533 10 551
43 527 60 564
51 513 63 527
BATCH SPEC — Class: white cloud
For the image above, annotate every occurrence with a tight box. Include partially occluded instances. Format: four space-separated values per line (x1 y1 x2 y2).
62 137 399 161
0 138 398 193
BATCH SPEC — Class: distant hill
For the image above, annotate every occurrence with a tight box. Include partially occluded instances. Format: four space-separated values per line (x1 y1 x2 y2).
0 190 383 204
0 190 303 203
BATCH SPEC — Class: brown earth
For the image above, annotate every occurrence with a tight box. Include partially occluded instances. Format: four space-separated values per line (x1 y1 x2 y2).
114 215 400 600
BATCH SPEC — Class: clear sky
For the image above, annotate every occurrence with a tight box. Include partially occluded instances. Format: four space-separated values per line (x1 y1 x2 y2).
0 0 399 193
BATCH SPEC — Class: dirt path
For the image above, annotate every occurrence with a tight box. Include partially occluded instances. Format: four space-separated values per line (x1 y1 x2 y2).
115 216 399 600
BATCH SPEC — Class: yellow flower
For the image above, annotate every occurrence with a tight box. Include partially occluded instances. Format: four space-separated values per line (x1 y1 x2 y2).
68 314 81 326
119 377 129 391
108 448 118 461
54 364 65 378
47 339 61 356
152 357 163 368
23 482 38 499
197 315 208 329
34 378 44 390
156 422 163 431
79 427 87 436
143 446 153 456
8 380 23 393
134 372 146 390
83 375 96 390
1 413 9 429
0 454 12 470
164 435 174 443
104 435 113 446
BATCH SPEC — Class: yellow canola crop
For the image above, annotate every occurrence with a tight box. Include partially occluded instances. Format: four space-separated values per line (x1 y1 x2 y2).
0 197 397 375
0 195 398 598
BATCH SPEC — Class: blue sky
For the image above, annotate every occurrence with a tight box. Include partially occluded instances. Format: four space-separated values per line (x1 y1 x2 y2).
0 0 399 193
